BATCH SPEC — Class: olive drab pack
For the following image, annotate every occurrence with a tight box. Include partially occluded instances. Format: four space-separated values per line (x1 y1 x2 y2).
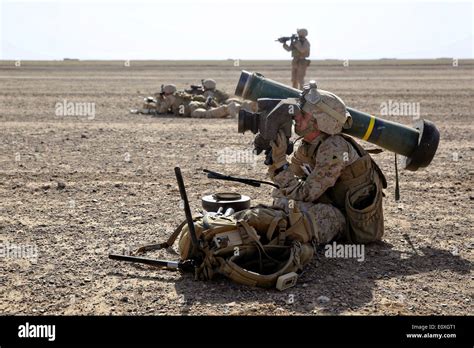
338 135 387 244
288 134 387 244
316 135 387 244
150 208 315 290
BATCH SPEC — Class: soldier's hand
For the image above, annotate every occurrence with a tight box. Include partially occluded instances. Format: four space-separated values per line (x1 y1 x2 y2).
270 130 288 168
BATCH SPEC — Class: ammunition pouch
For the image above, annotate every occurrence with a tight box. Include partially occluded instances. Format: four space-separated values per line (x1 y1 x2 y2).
344 174 384 244
293 58 310 68
192 95 207 103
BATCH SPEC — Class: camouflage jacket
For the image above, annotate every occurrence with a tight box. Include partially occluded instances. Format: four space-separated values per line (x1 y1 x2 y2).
203 89 230 105
284 38 310 59
270 134 359 203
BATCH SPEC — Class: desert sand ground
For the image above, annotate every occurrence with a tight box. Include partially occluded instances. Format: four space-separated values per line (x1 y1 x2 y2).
0 59 472 315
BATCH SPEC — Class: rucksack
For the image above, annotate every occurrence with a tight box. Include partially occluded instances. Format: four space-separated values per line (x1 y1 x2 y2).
136 208 315 290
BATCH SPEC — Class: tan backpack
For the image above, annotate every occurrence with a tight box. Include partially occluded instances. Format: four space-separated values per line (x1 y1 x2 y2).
141 209 315 290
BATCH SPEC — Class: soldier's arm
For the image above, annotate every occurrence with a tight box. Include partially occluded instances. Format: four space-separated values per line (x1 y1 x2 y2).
270 136 353 202
283 43 292 52
217 90 230 103
288 144 307 177
157 95 174 114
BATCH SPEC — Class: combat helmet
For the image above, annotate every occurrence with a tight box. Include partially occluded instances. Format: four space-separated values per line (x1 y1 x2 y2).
162 84 177 94
299 81 352 135
296 28 308 38
202 79 217 90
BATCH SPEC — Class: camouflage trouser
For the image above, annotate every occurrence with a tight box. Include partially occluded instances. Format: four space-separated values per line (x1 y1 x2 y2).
188 101 229 118
139 101 159 114
232 200 344 245
225 99 258 113
271 195 346 244
291 58 309 89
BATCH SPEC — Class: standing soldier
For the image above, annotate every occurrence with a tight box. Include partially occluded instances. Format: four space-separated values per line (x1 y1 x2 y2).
283 28 311 89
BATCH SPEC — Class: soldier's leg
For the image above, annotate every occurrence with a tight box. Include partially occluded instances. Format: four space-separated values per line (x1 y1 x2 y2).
186 101 205 117
136 101 156 114
270 195 345 244
233 202 344 245
225 97 241 104
191 105 230 118
306 203 345 244
226 101 241 117
221 99 256 114
241 100 258 113
291 60 298 88
297 63 308 89
190 108 208 118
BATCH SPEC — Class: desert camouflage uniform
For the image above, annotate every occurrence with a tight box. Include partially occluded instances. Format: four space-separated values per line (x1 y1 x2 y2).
283 29 310 89
202 89 230 105
132 84 177 115
128 94 163 115
268 134 360 243
202 79 258 113
157 92 237 118
234 85 383 255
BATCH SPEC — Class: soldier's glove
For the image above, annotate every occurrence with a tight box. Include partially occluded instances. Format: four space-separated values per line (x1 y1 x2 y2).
269 130 289 169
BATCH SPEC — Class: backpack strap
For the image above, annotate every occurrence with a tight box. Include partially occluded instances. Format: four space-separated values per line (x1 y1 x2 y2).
340 134 387 189
266 217 288 246
239 221 282 263
283 206 319 244
266 217 281 241
217 242 314 288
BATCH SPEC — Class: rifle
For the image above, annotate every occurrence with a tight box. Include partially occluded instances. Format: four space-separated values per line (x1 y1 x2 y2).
144 96 156 103
185 84 205 95
203 169 279 188
205 96 215 107
275 34 298 44
108 254 195 272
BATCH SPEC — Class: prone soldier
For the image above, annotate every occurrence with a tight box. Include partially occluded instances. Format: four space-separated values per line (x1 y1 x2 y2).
156 84 240 118
202 78 258 113
201 79 230 104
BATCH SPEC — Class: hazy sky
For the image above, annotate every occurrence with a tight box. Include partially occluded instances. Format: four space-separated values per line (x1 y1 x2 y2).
1 0 472 60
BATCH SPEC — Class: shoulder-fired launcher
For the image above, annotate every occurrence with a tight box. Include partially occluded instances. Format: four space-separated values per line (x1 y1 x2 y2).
235 70 439 171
